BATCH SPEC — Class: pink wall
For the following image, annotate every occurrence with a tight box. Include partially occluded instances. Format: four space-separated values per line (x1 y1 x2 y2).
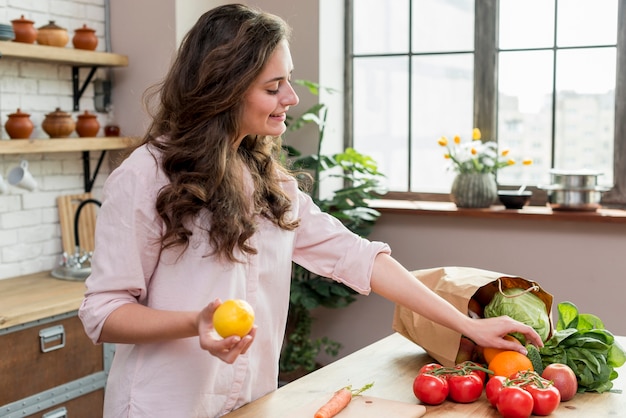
312 212 626 364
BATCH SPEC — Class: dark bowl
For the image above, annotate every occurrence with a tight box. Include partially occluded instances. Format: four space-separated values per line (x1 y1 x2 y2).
498 190 532 209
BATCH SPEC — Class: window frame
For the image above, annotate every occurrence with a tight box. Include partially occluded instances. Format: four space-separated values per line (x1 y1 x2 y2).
345 0 626 207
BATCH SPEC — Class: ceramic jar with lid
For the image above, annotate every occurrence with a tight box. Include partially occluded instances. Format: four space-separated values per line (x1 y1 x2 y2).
76 110 100 137
5 108 34 139
11 15 37 44
42 108 75 138
72 24 98 51
36 21 69 47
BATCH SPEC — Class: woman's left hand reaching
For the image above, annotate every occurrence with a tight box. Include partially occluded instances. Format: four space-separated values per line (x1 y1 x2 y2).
197 299 257 364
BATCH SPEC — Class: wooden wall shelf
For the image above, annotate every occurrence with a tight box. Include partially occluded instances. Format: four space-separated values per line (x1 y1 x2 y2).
0 41 128 67
0 137 141 154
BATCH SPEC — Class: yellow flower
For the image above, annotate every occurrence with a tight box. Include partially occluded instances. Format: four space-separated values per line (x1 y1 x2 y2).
444 154 451 159
501 149 510 157
471 147 478 155
522 159 533 165
453 135 461 144
438 136 448 146
472 128 482 141
507 159 515 166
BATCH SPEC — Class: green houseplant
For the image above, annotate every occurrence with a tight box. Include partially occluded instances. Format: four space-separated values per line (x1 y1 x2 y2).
278 80 386 379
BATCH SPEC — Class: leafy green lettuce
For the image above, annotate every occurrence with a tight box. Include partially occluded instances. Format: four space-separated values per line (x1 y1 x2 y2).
539 301 626 393
484 287 551 343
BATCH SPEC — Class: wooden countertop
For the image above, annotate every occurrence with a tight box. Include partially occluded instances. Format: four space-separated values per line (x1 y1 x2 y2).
224 333 626 417
0 271 86 330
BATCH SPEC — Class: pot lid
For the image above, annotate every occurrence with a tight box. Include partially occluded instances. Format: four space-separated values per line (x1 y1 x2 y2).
45 107 72 117
11 15 34 24
549 168 603 176
78 110 97 118
38 21 66 31
75 24 95 32
8 108 30 117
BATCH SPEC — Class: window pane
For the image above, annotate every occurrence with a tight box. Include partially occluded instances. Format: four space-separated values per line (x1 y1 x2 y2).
353 57 409 191
497 51 554 186
411 54 474 192
499 0 555 49
554 48 616 185
557 0 618 47
353 0 409 54
412 0 474 53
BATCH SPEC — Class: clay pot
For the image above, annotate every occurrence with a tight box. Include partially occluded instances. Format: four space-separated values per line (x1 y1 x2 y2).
36 21 69 47
42 108 75 138
11 15 37 44
72 24 98 51
76 110 100 137
5 108 34 139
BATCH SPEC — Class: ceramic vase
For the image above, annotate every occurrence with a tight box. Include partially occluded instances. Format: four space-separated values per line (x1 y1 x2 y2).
76 110 100 137
5 108 34 139
37 21 69 47
450 173 497 208
11 15 37 44
42 108 75 138
72 24 98 50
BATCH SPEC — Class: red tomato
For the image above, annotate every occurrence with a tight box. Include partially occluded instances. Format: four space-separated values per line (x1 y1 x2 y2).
447 373 483 403
497 386 534 418
542 363 578 401
525 383 561 416
418 362 442 375
456 361 487 384
413 373 449 405
485 375 507 407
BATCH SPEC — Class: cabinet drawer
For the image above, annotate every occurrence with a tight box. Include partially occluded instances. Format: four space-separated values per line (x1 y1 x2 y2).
0 314 103 406
27 389 104 418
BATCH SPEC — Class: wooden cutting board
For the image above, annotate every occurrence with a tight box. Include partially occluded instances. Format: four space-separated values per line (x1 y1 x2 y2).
57 192 99 254
285 395 427 418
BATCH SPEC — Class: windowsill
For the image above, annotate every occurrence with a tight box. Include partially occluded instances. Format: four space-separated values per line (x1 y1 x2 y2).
369 199 626 225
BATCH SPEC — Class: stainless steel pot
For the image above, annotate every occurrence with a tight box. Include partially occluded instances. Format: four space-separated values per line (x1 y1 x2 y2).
540 169 609 211
543 187 608 211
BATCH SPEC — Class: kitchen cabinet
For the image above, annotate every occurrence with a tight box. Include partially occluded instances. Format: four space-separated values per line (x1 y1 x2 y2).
0 41 139 191
0 272 112 418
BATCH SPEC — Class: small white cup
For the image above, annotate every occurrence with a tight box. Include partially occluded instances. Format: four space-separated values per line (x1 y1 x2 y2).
8 160 37 191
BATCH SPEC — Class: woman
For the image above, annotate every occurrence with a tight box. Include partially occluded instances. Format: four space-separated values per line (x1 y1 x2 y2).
79 4 541 417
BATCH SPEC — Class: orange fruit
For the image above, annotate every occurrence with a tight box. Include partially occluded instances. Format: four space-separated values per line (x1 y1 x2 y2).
212 299 255 338
488 350 534 378
483 335 523 364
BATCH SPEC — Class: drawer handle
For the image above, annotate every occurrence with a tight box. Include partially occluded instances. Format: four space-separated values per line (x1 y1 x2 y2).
39 325 66 353
43 407 68 418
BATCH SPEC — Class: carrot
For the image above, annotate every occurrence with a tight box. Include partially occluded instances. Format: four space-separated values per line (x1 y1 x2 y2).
313 383 373 418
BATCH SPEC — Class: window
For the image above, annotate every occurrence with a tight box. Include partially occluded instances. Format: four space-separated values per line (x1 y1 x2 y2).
348 0 626 206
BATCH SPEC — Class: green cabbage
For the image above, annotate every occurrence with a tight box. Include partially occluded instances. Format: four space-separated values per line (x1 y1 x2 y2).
484 288 551 343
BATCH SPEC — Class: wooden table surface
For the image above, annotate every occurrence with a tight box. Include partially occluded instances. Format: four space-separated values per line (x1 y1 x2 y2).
224 332 625 417
0 271 85 330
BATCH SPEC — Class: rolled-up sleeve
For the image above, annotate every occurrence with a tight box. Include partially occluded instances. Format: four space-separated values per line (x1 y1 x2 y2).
79 147 164 344
291 189 391 295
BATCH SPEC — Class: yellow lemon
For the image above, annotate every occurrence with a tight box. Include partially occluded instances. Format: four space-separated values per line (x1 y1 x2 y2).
213 299 255 338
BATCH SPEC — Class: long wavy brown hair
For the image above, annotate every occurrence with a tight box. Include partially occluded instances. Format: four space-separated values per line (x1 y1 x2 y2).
143 4 299 263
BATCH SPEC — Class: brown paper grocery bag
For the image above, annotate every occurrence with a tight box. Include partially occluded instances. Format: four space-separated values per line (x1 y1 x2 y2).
392 266 553 367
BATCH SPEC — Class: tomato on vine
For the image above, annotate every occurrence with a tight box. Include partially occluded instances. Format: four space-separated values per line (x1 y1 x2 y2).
485 375 507 407
496 386 534 418
525 383 560 416
447 373 483 403
412 373 448 405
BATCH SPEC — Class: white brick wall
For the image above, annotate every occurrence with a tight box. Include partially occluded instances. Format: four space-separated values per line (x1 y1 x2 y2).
0 0 114 280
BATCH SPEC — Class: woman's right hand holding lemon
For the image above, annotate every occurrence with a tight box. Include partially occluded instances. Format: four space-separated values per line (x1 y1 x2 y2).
198 298 256 364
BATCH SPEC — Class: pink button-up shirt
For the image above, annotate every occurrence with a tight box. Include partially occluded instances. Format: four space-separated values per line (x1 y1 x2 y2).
78 144 390 417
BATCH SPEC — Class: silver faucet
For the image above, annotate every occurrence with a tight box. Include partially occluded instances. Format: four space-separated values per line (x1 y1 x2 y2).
52 198 101 280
